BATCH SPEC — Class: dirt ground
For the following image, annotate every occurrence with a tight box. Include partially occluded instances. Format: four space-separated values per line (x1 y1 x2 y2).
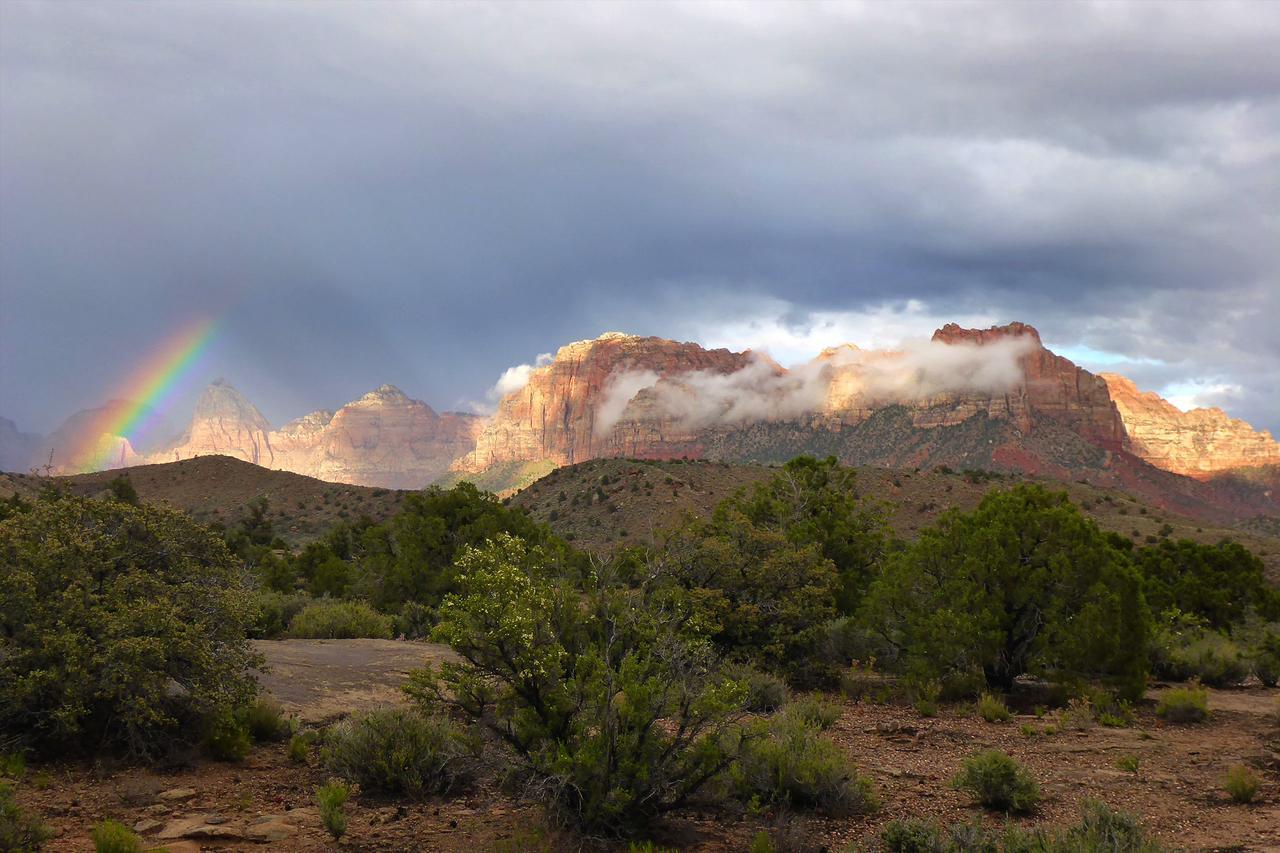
251 639 456 722
11 641 1280 851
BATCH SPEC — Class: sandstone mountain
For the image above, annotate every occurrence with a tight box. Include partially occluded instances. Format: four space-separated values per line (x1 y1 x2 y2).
143 381 484 489
1101 373 1280 478
6 321 1278 521
455 324 1128 476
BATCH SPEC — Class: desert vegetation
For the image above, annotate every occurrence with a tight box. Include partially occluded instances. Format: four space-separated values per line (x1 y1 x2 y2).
1 456 1277 848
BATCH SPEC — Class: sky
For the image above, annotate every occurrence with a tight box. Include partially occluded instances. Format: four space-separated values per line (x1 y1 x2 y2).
1 1 1278 436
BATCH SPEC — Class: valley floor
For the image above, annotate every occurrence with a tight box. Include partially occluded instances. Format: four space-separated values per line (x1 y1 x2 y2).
15 640 1280 851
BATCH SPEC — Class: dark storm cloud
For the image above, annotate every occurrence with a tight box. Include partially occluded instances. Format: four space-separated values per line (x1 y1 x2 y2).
1 1 1277 433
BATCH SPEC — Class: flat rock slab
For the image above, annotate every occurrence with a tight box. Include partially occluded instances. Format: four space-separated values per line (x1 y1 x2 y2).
253 638 457 722
157 815 245 840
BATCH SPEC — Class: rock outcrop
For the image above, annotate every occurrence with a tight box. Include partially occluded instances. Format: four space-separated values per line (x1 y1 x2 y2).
155 380 275 466
1101 373 1280 478
148 381 484 489
456 323 1132 484
41 400 148 474
304 385 484 489
453 333 754 471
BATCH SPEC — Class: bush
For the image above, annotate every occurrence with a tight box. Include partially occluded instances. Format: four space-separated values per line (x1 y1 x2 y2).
784 694 841 731
1116 755 1140 774
0 781 51 852
395 601 435 639
977 693 1011 723
287 733 312 764
1158 630 1249 687
1135 538 1279 629
882 799 1166 852
316 779 349 840
411 534 748 836
730 713 877 817
950 750 1040 814
859 486 1150 700
1155 685 1210 724
91 819 143 853
324 708 478 797
287 600 393 639
1058 697 1095 732
731 664 789 714
203 708 251 762
0 497 260 759
244 697 289 742
250 590 311 639
908 678 941 718
1224 765 1260 804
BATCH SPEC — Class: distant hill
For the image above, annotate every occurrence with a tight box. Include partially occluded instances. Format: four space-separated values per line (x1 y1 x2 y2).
0 455 409 545
2 452 1275 581
507 458 1280 582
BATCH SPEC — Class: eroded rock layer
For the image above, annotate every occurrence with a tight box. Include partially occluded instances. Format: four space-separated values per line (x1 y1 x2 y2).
1102 373 1280 478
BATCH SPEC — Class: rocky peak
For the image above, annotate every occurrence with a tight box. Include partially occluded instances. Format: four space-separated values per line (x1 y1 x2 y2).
193 380 272 430
932 321 1042 346
1101 373 1280 478
453 334 755 471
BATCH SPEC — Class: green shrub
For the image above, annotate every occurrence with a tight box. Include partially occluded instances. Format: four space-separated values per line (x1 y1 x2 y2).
0 753 24 779
977 693 1011 723
287 600 393 639
908 678 941 718
1155 684 1210 724
1160 631 1249 687
0 781 51 852
1224 764 1260 804
203 708 251 761
287 733 311 764
784 694 840 730
1115 754 1140 774
880 817 946 852
950 750 1040 814
1058 800 1169 851
731 664 789 714
0 497 261 759
1090 691 1134 728
730 713 877 817
1058 697 1095 731
411 534 747 837
394 601 435 640
324 708 478 797
883 799 1166 852
91 819 143 853
249 590 311 639
859 485 1150 700
747 831 775 853
316 779 349 840
243 697 289 742
1135 538 1278 629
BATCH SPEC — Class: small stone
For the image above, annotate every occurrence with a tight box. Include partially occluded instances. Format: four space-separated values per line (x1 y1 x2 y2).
156 788 198 802
132 819 164 834
144 804 170 815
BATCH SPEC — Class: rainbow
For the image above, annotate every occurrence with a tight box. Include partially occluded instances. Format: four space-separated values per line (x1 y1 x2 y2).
74 317 218 472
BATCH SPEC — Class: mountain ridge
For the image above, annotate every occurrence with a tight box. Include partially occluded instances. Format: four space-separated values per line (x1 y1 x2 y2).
4 322 1278 518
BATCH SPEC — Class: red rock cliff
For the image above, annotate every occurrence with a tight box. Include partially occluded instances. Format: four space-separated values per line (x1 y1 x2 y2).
452 333 754 471
1101 373 1280 478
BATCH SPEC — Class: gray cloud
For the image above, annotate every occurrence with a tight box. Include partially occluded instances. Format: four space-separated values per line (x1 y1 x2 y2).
1 1 1277 435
